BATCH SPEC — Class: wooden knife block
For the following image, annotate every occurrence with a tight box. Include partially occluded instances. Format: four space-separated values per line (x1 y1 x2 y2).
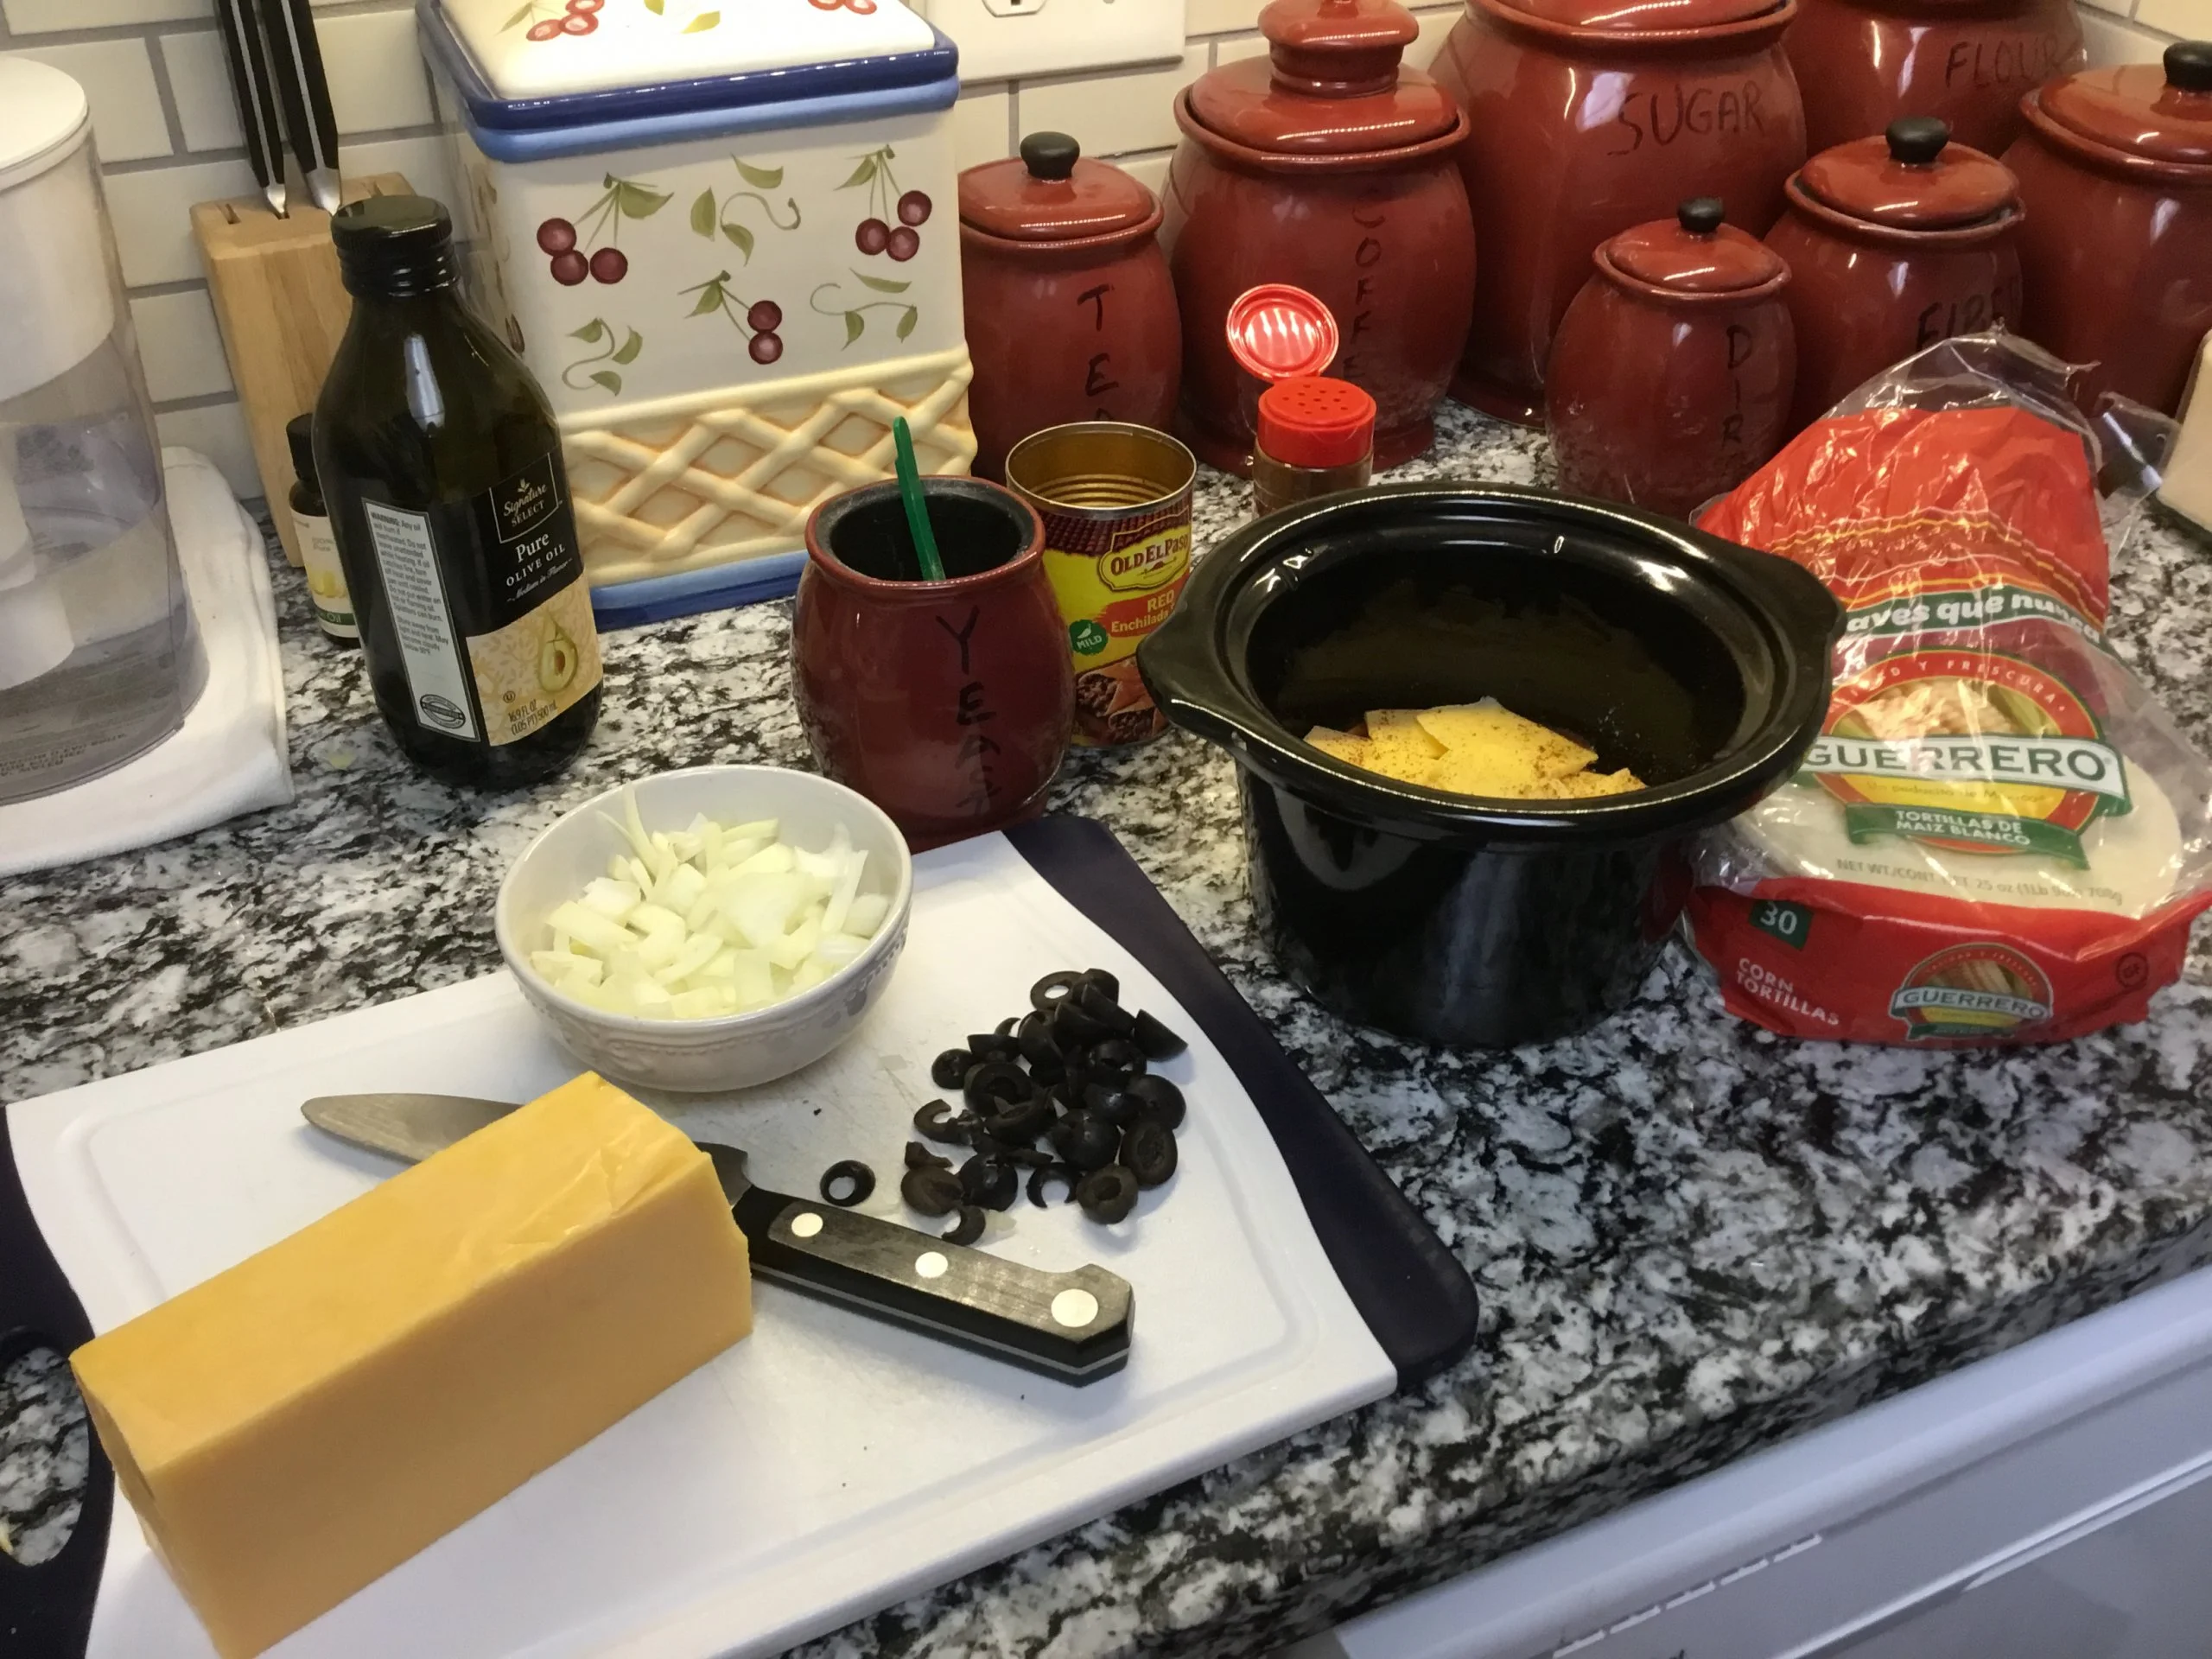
191 174 411 566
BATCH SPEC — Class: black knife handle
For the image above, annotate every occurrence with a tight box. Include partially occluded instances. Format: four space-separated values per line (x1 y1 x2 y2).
730 1186 1132 1384
270 0 340 175
216 0 287 195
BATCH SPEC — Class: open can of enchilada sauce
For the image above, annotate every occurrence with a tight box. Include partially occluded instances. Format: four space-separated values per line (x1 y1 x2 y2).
1003 422 1196 746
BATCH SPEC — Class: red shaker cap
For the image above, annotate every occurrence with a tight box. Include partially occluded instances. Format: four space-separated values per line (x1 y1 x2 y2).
1258 377 1377 467
1226 283 1341 381
958 130 1160 243
1605 196 1788 292
2036 42 2212 170
1796 118 2018 230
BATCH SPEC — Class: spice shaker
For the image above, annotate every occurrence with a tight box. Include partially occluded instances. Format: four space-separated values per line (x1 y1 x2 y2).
284 413 356 646
1252 378 1376 515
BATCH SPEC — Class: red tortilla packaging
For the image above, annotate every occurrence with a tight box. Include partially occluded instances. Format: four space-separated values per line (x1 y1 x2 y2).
1688 335 2211 1044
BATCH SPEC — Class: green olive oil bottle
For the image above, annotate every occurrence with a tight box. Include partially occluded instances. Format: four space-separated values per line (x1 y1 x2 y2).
315 194 601 789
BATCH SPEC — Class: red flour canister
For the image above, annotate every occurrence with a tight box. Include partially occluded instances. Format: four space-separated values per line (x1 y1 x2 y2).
957 132 1181 483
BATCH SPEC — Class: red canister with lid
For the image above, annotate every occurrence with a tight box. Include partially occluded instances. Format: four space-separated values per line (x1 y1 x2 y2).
1253 378 1379 513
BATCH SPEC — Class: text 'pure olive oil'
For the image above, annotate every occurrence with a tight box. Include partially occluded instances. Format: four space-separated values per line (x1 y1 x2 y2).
316 194 601 788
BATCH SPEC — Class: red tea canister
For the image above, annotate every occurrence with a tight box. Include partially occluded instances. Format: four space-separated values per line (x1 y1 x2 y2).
1547 197 1795 519
957 132 1181 483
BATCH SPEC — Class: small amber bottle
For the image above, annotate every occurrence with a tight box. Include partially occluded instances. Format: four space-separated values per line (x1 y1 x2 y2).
1250 377 1377 516
285 413 357 646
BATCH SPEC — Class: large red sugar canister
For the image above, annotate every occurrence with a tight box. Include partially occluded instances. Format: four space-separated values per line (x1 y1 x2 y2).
957 132 1181 483
2003 42 2212 416
1162 0 1477 474
1766 117 2024 430
1784 0 2082 156
1427 0 1807 425
1546 198 1795 520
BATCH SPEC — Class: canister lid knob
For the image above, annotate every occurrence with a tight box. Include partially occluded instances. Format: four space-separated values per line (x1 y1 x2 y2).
2169 41 2212 92
1676 197 1725 235
1020 131 1080 181
1885 116 1951 165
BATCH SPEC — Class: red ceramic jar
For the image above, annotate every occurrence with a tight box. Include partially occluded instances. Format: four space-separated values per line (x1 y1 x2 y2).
958 132 1181 484
793 478 1073 851
1429 0 1806 425
2003 42 2212 416
1161 0 1477 474
1784 0 2082 156
1547 198 1795 519
1766 117 2024 430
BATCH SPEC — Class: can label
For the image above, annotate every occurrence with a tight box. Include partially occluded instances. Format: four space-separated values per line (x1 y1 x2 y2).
1039 496 1191 747
291 506 358 639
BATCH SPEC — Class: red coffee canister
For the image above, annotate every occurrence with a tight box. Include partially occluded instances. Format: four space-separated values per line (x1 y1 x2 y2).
793 478 1073 850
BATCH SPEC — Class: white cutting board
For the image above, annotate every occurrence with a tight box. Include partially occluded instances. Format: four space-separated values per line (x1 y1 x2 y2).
10 832 1393 1659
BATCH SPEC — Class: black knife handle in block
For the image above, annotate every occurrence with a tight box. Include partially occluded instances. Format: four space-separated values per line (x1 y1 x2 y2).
730 1185 1132 1384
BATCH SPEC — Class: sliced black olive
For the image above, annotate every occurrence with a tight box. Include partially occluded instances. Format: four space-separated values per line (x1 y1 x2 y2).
1077 982 1138 1038
995 1014 1020 1037
941 1205 987 1246
1085 1085 1139 1125
1052 998 1111 1047
1027 1161 1078 1208
1079 967 1121 1003
999 1142 1054 1169
900 1164 963 1217
1122 1118 1178 1187
967 1030 1022 1064
1125 1074 1185 1130
1076 1165 1140 1224
1030 969 1084 1014
1050 1108 1120 1171
958 1155 1020 1211
963 1059 1034 1113
1088 1037 1146 1083
913 1098 971 1143
904 1141 951 1171
983 1092 1054 1146
1016 1009 1061 1064
819 1160 876 1205
1027 1049 1067 1087
1132 1009 1187 1060
930 1047 974 1089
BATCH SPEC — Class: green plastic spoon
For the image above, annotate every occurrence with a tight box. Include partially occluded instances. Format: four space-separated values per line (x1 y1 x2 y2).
892 416 947 582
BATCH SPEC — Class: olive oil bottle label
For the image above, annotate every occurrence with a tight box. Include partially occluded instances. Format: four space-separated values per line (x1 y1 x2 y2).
361 454 601 746
290 507 358 639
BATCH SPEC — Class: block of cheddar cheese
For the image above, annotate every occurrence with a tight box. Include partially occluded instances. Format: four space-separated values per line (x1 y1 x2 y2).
71 1072 753 1658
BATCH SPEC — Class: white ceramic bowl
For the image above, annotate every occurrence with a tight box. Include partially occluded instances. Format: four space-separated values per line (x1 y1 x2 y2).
495 765 912 1093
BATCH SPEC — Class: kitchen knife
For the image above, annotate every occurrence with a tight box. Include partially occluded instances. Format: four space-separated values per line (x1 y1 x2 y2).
213 0 288 216
262 0 343 215
301 1093 1134 1384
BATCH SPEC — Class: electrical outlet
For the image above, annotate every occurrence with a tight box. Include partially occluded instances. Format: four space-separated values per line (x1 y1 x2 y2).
913 0 1187 82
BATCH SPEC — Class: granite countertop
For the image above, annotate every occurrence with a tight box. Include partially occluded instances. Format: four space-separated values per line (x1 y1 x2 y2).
7 406 2212 1657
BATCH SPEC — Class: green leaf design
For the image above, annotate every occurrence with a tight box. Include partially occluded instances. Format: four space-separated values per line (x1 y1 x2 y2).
684 10 720 29
613 329 645 365
734 159 783 189
644 0 663 11
842 311 865 347
617 181 671 219
589 370 623 395
721 221 755 260
569 319 608 342
895 307 918 340
854 271 911 294
505 2 535 29
689 284 726 316
839 158 878 189
690 189 715 238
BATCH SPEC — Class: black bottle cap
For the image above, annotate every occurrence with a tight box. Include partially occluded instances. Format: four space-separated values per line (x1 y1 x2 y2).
1886 116 1951 166
2169 41 2212 92
285 412 316 486
332 194 457 298
1677 196 1725 235
1020 131 1080 181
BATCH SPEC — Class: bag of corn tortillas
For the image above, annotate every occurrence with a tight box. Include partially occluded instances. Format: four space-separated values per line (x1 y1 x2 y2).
1688 334 2212 1044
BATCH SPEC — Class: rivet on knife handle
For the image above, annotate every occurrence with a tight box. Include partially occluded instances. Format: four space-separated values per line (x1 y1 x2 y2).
729 1185 1133 1384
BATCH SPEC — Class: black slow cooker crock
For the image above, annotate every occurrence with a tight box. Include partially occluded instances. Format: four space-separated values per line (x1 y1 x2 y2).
1137 483 1840 1046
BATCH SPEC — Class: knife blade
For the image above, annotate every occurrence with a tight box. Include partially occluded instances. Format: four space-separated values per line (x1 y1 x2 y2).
262 0 342 215
213 0 288 217
302 1093 1134 1384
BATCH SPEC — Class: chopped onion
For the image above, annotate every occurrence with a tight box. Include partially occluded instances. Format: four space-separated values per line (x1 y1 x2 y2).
537 789 889 1020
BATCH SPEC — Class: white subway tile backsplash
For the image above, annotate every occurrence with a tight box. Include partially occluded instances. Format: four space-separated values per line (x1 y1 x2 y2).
4 39 173 164
132 289 234 404
1409 5 1461 68
3 0 210 29
156 400 258 501
317 9 436 136
951 85 1014 170
160 31 246 154
339 133 454 213
2082 10 2177 59
1214 33 1268 64
104 156 259 288
1186 0 1265 33
1016 46 1205 160
2134 0 2209 39
1116 149 1172 198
